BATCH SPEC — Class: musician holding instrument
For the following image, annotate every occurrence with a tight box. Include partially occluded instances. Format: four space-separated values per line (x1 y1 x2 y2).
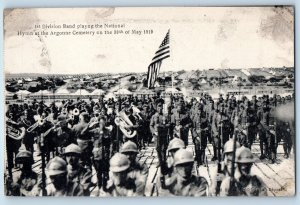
18 109 35 152
6 108 25 178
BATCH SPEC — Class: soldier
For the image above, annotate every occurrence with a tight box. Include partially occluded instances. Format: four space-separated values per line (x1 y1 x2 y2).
6 148 38 196
64 144 92 196
157 138 185 194
85 116 112 193
150 102 171 172
162 149 208 196
120 141 148 192
191 103 209 167
211 139 240 196
257 102 270 160
72 112 93 169
105 153 144 196
171 101 192 146
18 109 35 152
220 146 267 196
139 104 152 146
44 156 84 196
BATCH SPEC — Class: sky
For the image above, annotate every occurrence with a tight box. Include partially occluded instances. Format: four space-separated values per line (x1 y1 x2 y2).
4 7 294 74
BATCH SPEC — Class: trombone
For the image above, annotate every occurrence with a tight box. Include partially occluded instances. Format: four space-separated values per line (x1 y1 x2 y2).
27 116 51 133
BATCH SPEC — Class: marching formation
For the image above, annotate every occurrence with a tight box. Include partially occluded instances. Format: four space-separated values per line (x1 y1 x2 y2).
5 93 294 196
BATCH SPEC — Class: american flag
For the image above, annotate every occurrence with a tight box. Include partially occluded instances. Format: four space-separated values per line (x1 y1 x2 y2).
147 30 170 88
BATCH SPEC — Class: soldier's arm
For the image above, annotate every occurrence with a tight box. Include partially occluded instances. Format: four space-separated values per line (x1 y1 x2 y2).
81 169 93 191
193 177 209 197
149 115 156 135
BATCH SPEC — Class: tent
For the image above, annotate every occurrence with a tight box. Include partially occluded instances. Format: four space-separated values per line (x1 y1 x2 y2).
200 79 207 84
33 90 52 95
114 88 132 95
55 88 70 94
73 89 90 95
104 92 116 100
16 90 31 96
165 87 181 94
91 89 105 95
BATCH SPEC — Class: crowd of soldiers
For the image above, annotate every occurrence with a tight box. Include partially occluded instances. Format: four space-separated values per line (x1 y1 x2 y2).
5 92 294 196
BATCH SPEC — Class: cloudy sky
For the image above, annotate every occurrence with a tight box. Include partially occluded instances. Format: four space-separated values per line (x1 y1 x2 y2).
4 7 294 74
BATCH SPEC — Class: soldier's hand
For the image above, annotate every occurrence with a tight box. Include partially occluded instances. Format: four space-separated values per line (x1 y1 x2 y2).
215 173 224 182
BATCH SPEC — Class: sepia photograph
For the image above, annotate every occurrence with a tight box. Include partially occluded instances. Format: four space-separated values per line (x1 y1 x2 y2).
3 7 295 197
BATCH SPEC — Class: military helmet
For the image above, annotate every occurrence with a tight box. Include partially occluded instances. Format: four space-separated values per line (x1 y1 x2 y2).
64 143 82 155
16 149 33 164
120 141 138 153
110 153 130 172
47 157 67 176
236 146 255 163
224 139 241 154
167 138 185 152
174 149 194 166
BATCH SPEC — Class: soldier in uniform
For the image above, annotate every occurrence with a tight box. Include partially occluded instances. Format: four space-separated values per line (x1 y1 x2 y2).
211 139 240 196
257 102 270 160
64 144 92 196
139 104 152 146
44 157 84 196
171 101 192 146
6 148 38 196
84 116 111 193
150 102 171 173
72 112 93 169
220 146 267 196
191 103 209 167
157 138 185 194
105 153 144 196
162 149 208 196
120 141 148 193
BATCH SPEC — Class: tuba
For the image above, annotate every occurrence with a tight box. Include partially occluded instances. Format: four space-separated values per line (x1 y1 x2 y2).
114 111 137 138
7 126 26 140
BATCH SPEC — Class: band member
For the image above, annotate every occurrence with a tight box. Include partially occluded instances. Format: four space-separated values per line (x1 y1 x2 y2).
18 109 35 152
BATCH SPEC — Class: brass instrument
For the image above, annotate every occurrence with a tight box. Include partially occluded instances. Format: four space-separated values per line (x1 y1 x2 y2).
114 110 137 139
27 116 51 132
7 126 25 140
69 108 80 120
132 105 143 121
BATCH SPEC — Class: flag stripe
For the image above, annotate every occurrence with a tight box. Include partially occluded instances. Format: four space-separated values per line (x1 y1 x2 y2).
147 30 170 88
155 45 169 54
151 51 170 62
